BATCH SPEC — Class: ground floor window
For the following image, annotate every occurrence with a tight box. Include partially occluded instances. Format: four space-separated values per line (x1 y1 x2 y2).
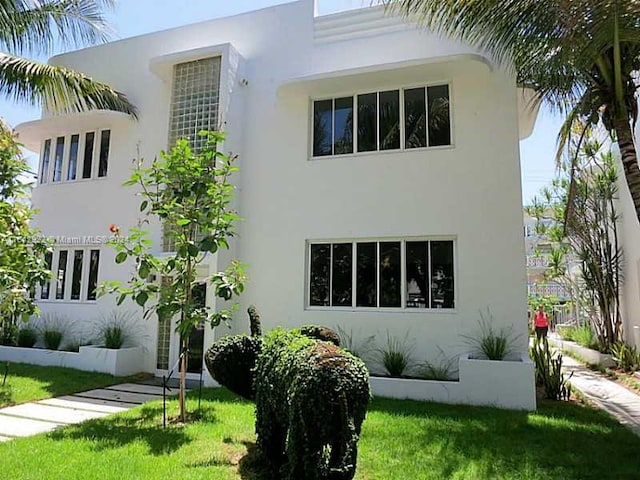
308 239 455 309
38 247 100 302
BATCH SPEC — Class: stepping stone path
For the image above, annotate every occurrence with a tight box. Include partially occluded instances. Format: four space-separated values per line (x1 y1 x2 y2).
562 355 640 437
0 382 180 442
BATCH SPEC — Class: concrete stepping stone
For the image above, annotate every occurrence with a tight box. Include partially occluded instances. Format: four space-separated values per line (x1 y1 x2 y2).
72 389 162 405
0 403 109 424
38 397 130 414
46 395 139 410
0 414 60 437
105 383 173 396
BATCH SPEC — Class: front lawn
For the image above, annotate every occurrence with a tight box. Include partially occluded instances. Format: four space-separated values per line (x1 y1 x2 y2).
0 362 142 408
1 388 638 479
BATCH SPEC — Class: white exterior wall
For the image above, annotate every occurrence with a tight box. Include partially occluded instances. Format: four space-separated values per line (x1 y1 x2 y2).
617 145 640 347
17 0 532 406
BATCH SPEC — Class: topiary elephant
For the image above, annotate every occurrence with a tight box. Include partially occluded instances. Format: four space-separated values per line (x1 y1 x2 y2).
205 311 369 480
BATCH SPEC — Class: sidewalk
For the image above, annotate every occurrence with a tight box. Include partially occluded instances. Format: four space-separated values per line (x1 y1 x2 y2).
0 381 177 442
561 354 640 436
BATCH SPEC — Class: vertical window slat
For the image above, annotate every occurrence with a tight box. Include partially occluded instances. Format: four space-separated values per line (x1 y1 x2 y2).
40 139 51 184
379 90 400 151
313 99 333 157
427 85 451 147
67 134 79 180
82 132 95 179
331 243 353 306
52 136 65 182
309 244 331 306
87 249 100 301
55 250 68 300
41 251 53 299
70 250 84 300
98 130 110 177
357 93 377 152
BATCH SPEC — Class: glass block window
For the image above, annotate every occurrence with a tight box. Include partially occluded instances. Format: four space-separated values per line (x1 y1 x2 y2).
168 56 221 153
156 276 173 370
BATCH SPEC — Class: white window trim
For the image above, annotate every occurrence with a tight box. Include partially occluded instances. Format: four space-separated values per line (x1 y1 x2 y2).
310 82 454 160
38 129 111 185
305 236 457 312
37 247 100 304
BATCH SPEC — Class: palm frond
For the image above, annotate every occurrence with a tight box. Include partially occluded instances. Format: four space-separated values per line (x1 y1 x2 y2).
0 52 136 117
0 0 115 56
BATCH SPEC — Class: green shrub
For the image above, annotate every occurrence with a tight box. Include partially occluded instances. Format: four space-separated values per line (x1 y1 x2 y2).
204 334 263 400
419 350 457 381
62 337 86 352
0 321 18 346
299 325 341 346
17 328 38 348
254 328 369 480
465 309 516 360
556 325 576 341
572 324 599 350
611 342 640 373
335 326 375 360
103 325 125 349
94 311 137 349
377 332 413 377
43 329 63 350
530 342 572 401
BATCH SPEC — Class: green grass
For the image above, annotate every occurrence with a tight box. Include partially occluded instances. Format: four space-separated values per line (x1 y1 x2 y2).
0 388 638 479
0 362 142 408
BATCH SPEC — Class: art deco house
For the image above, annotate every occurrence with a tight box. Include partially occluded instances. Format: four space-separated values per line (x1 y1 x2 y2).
15 0 539 409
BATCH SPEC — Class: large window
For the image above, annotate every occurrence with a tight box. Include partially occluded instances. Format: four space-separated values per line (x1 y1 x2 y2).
312 84 451 158
38 130 111 184
308 239 455 309
38 248 101 302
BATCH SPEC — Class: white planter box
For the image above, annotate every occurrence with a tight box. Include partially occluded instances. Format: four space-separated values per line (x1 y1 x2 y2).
458 354 536 411
369 353 536 411
0 345 144 376
0 345 78 369
370 376 462 404
77 345 144 376
549 337 615 368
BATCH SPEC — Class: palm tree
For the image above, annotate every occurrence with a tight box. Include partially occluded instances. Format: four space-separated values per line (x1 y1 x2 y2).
0 0 136 117
383 0 640 224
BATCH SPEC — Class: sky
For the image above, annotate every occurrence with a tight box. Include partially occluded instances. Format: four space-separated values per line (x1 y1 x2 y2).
1 0 560 206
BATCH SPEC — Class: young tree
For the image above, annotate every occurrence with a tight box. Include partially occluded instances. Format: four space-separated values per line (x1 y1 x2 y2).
0 0 136 116
527 131 623 348
0 121 50 344
384 0 640 225
102 131 245 422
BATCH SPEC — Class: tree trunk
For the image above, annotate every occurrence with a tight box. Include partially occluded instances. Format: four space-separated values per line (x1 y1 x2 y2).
614 118 640 224
179 337 188 423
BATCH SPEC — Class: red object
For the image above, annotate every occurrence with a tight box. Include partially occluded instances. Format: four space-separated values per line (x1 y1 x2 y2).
108 224 120 235
534 311 549 328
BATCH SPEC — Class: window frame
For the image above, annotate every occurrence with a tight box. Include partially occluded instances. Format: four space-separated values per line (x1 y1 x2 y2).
36 247 101 303
306 237 457 312
309 81 454 160
38 129 111 185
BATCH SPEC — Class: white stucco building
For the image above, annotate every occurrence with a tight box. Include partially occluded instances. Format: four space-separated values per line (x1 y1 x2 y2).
14 1 538 409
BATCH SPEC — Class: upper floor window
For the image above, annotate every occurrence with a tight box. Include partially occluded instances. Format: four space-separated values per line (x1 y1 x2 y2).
39 129 111 184
308 238 455 309
312 84 451 158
